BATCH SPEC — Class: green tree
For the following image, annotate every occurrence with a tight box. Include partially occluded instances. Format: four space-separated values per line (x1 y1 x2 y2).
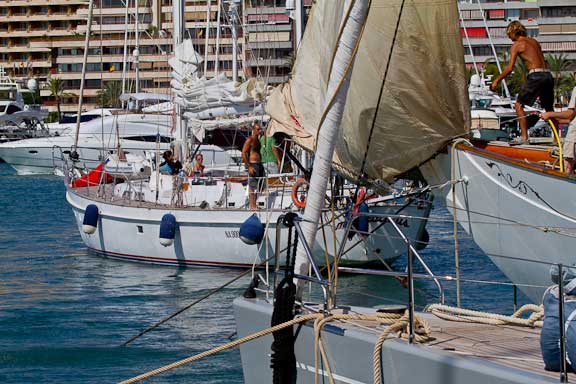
96 81 122 108
546 53 572 104
44 78 74 120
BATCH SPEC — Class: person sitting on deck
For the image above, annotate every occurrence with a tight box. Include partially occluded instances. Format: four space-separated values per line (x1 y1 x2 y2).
490 21 556 145
541 87 576 176
242 123 265 210
192 153 205 177
159 150 182 175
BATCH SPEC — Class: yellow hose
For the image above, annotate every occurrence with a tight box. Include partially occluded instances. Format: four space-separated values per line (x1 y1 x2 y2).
548 119 564 173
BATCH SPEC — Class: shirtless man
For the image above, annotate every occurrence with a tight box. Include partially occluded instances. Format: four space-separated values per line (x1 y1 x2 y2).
490 21 555 145
242 123 265 209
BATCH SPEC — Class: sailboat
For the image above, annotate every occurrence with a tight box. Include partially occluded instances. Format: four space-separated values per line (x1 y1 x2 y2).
65 0 433 269
229 0 566 383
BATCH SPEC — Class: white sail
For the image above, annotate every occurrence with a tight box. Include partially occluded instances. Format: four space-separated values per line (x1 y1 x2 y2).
267 0 470 181
169 40 268 114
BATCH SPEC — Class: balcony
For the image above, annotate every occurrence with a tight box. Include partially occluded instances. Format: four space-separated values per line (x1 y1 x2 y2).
246 58 288 67
0 0 88 6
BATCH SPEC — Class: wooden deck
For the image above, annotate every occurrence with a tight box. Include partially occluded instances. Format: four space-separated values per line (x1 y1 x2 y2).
306 305 560 380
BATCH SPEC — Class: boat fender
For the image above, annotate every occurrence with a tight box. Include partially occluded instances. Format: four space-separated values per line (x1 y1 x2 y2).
239 214 265 245
354 202 369 234
540 285 576 371
82 204 99 234
291 178 308 209
159 213 177 247
415 228 430 251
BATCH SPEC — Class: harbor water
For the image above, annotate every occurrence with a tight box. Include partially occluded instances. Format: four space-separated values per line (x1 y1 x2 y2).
0 162 528 383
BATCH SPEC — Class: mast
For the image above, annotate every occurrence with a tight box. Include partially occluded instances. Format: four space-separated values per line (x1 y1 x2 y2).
134 0 140 95
457 2 478 76
476 0 510 98
203 0 212 76
72 0 95 158
294 0 303 50
121 0 130 106
294 1 370 289
214 0 222 77
173 0 186 145
229 1 239 83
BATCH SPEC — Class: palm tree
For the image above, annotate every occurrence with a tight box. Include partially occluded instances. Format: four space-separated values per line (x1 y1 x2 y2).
44 78 73 120
96 81 122 108
283 52 297 76
546 53 572 104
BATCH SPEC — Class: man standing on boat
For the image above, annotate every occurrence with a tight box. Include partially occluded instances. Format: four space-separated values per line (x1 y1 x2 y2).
541 87 576 175
490 21 554 145
242 123 265 209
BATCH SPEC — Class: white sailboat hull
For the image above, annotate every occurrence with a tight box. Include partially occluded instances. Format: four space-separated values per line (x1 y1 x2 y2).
66 188 432 268
421 144 576 303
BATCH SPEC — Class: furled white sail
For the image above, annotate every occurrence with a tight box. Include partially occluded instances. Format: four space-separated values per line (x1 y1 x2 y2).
267 0 470 181
169 40 269 113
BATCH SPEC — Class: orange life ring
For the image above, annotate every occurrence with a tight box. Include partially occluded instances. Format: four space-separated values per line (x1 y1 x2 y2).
291 178 309 208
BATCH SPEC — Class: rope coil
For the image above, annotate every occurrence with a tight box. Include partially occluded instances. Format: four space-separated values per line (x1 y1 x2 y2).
426 303 544 328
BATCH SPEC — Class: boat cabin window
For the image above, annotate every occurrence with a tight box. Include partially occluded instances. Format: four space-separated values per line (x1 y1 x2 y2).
123 135 172 143
6 105 21 114
0 90 17 101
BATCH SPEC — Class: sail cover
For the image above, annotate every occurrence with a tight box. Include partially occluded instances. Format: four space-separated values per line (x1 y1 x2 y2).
267 0 470 181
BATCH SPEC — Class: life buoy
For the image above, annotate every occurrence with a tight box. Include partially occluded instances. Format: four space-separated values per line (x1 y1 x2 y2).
291 178 309 208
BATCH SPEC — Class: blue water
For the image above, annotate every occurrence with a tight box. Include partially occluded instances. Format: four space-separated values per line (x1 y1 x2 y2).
0 162 527 383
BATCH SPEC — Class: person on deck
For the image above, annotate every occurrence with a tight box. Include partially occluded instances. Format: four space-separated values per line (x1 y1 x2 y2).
541 87 576 176
159 150 182 175
192 153 205 177
259 126 282 175
490 21 555 145
242 124 265 210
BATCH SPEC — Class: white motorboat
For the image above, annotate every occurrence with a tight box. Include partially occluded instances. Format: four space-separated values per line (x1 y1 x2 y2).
0 112 174 175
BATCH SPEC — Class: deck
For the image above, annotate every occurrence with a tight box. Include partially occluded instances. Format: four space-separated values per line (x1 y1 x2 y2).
305 304 560 380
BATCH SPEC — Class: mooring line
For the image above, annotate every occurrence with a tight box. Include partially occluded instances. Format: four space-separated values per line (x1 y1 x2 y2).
121 254 276 346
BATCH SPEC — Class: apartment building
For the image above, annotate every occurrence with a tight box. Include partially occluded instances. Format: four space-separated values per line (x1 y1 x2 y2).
0 0 310 112
459 0 576 69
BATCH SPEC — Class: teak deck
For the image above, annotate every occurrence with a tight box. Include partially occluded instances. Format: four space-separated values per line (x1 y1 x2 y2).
308 306 559 380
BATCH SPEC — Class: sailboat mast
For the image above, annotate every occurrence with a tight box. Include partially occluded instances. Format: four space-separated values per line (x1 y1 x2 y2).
229 1 239 83
294 1 370 287
72 0 95 156
173 0 185 143
203 0 212 76
476 0 510 98
135 0 140 95
214 0 222 77
294 0 303 49
121 0 130 105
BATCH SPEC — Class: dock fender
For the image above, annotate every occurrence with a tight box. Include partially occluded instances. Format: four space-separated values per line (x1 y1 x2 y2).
540 285 576 371
82 204 99 234
239 214 265 245
159 213 177 247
